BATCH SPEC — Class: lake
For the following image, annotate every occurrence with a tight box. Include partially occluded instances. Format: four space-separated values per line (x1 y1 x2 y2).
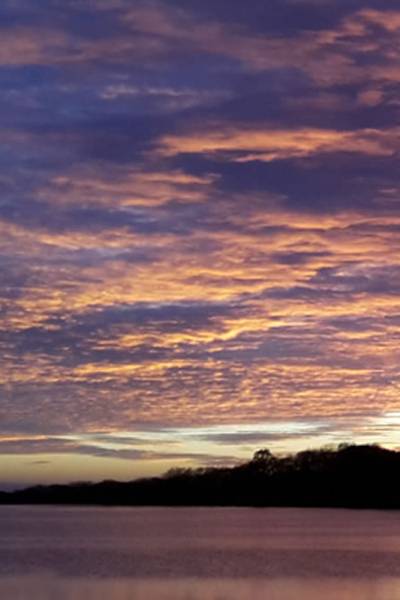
2 505 400 599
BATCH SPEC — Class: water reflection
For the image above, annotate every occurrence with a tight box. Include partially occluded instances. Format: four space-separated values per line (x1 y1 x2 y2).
4 575 400 600
3 507 400 599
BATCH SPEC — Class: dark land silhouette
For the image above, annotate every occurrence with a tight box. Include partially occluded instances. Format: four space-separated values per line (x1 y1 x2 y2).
1 444 400 508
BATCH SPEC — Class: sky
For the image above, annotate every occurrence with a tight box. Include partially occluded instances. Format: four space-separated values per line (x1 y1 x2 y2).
1 0 400 488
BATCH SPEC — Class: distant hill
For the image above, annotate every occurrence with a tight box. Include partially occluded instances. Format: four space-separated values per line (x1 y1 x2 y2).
1 444 400 509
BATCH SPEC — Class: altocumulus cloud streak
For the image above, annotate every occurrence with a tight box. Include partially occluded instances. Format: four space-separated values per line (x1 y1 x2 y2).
1 0 400 486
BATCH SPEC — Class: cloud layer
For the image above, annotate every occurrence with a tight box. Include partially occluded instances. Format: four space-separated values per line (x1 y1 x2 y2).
1 0 400 484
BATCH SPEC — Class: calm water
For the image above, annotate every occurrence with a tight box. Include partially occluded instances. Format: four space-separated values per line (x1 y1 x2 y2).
2 505 400 599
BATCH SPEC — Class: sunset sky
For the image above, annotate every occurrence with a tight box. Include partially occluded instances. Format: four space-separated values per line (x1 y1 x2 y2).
1 0 400 488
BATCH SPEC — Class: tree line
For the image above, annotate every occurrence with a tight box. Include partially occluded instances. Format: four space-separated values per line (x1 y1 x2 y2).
1 444 400 508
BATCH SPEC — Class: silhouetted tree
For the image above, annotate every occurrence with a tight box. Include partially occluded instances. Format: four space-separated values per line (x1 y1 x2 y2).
2 444 400 509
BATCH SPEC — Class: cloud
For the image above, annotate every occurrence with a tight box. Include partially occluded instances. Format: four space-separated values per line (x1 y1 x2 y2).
158 126 398 162
1 0 400 477
194 429 327 446
358 9 400 32
0 434 236 466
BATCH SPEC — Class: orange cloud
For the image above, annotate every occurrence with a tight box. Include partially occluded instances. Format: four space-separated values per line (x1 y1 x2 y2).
158 126 398 161
359 9 400 32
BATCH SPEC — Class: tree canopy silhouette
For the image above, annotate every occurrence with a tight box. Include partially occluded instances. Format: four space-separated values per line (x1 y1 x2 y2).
2 444 400 509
